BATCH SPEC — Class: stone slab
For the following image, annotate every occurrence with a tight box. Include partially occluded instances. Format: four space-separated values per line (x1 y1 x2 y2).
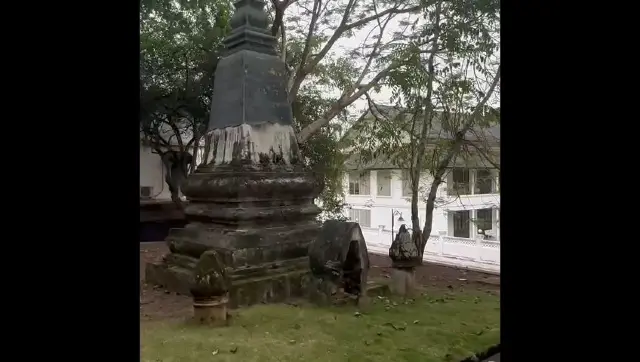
145 259 311 308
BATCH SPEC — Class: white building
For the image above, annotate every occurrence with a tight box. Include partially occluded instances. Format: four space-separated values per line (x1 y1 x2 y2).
341 106 500 242
342 165 500 240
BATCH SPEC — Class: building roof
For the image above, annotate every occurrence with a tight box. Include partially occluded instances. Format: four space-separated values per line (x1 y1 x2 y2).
342 103 500 171
342 103 500 146
343 150 500 170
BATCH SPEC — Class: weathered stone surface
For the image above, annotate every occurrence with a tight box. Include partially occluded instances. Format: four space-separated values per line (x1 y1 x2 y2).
144 0 324 308
307 221 370 306
388 225 422 268
191 250 230 299
189 250 230 327
145 263 194 295
230 269 310 308
389 268 417 296
193 296 229 327
209 56 292 129
209 0 291 130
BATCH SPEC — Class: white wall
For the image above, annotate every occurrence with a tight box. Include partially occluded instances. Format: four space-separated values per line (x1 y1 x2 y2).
361 226 500 274
343 169 500 238
139 145 208 201
140 146 172 200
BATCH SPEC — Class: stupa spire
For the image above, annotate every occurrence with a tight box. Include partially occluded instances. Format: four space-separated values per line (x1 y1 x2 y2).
224 0 277 55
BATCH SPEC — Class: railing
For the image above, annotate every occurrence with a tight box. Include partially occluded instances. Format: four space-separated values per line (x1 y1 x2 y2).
360 227 500 274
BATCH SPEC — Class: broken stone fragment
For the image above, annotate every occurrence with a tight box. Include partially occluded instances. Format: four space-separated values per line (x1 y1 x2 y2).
307 220 370 306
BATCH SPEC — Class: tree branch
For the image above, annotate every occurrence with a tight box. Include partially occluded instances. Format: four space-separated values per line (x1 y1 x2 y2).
296 62 396 143
270 0 296 36
287 0 322 102
463 139 500 170
353 0 392 88
412 1 442 240
288 1 422 103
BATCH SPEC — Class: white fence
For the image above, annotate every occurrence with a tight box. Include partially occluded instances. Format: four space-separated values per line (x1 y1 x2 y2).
361 227 500 274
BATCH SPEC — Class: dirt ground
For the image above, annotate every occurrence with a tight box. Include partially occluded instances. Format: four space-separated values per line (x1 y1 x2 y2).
140 242 500 322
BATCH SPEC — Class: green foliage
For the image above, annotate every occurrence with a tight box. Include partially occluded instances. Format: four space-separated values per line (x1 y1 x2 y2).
140 0 232 203
140 0 232 149
142 291 500 362
293 90 347 220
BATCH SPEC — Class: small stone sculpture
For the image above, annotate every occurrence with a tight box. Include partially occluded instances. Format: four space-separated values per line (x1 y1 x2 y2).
190 250 230 326
388 225 421 296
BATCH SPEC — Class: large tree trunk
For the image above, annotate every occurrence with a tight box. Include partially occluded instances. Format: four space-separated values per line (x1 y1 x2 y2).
409 2 442 258
420 173 446 255
160 150 193 210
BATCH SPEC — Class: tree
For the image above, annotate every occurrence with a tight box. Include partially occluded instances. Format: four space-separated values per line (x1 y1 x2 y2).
351 0 500 258
293 90 348 220
267 0 423 143
140 0 231 207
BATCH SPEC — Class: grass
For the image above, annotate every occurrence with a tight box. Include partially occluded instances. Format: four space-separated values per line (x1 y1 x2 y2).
141 290 500 362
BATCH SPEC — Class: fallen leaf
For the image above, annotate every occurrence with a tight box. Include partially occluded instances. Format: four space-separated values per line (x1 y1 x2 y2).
413 320 419 324
211 349 219 356
383 322 406 331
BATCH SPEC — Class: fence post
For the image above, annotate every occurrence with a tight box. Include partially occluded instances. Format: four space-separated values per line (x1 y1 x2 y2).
437 230 446 256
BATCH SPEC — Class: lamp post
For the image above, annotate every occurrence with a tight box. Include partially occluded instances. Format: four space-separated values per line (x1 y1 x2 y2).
391 209 405 242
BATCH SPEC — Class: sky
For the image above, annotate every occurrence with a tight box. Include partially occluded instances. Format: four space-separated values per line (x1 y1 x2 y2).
283 0 500 124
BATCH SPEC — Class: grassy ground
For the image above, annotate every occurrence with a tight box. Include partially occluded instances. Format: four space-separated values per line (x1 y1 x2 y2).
141 290 499 362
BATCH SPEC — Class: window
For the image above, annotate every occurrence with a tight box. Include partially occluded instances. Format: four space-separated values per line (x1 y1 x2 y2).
402 170 412 197
476 209 493 232
377 170 391 196
349 209 371 228
475 170 494 194
450 169 470 195
453 210 470 238
348 171 370 195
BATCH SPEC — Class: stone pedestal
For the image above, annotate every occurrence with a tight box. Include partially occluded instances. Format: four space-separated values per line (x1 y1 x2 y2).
390 268 416 296
144 0 323 308
145 229 318 308
193 297 229 326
